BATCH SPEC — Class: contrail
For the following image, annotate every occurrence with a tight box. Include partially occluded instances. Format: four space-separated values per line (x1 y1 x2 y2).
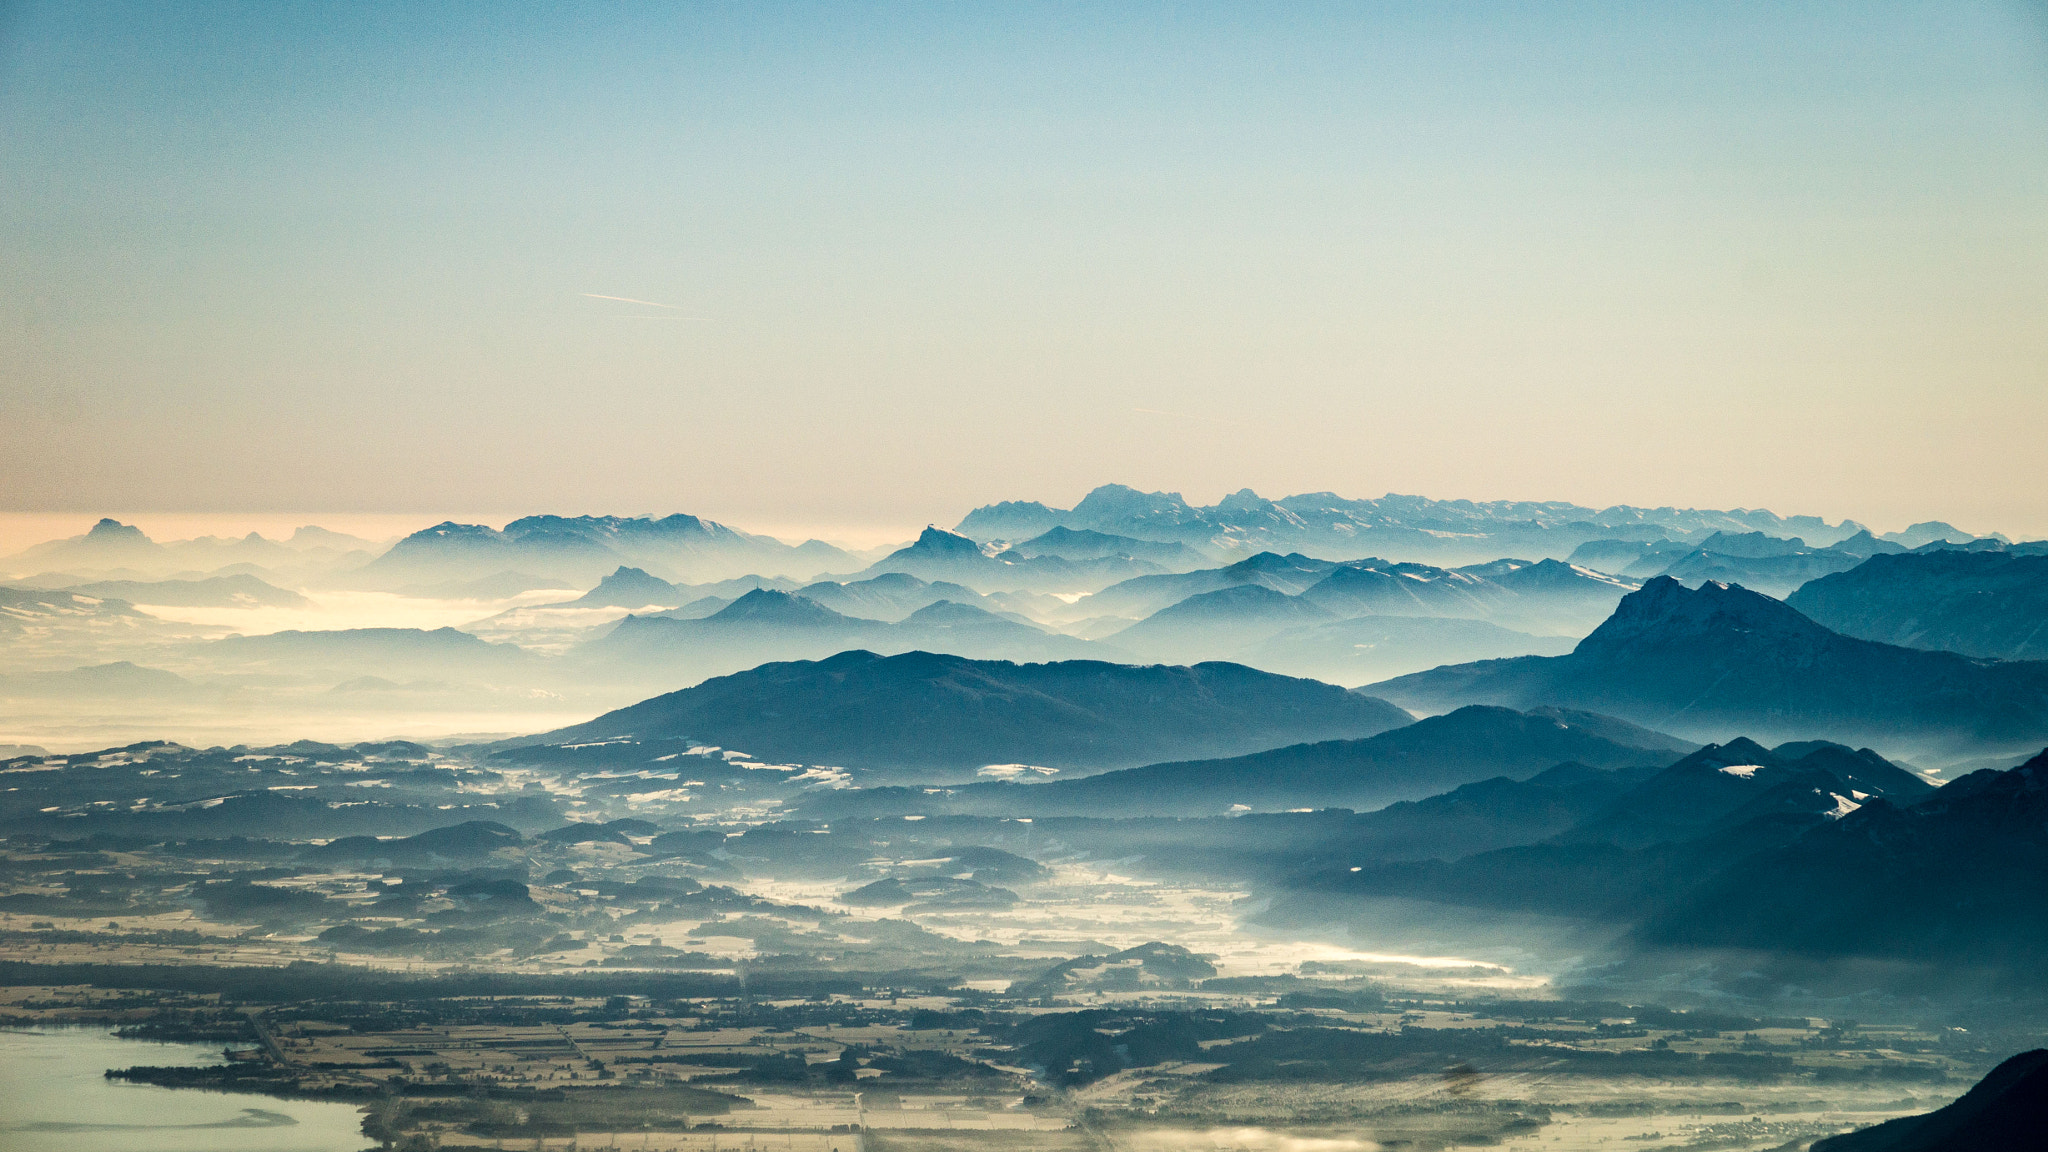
582 293 681 309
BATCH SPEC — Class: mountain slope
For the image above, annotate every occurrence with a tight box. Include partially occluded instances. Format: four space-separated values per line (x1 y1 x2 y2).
1297 738 1939 923
581 590 1115 674
1555 738 1932 849
2 518 169 574
56 574 310 608
861 526 1164 593
794 572 993 621
516 649 1414 778
1086 554 1637 643
1365 577 2048 752
1005 526 1210 568
1236 615 1576 687
1633 750 2048 962
1787 549 2048 660
568 566 686 609
903 704 1693 817
1107 584 1334 663
1812 1049 2048 1152
1080 552 1344 618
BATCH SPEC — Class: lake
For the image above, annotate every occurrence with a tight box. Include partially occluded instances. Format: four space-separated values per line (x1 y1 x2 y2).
0 1027 369 1152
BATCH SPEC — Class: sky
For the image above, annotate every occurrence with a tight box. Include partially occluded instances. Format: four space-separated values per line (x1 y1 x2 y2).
3 2 2046 540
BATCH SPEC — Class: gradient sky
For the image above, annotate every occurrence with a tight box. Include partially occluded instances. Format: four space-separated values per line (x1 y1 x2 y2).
3 2 2045 538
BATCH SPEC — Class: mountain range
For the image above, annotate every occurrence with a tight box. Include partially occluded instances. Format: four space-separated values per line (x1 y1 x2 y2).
851 526 1183 593
582 589 1116 677
511 649 1415 778
1787 548 2048 660
1812 1048 2048 1152
1566 527 2037 599
954 484 1896 566
1634 748 2048 963
0 518 378 581
1294 737 1945 936
1087 554 1636 629
352 514 858 587
1366 577 2048 754
795 704 1694 818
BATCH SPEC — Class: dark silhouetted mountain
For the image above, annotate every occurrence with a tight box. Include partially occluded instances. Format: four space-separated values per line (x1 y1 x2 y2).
1005 526 1210 568
1634 751 2048 963
1333 761 1667 861
1787 549 2048 660
568 566 686 609
956 485 1873 566
1366 577 2048 752
1237 615 1577 687
536 817 660 845
1811 1049 2048 1152
1301 737 1935 925
815 760 1669 869
918 704 1690 818
841 875 1018 908
518 649 1413 778
1554 738 1932 850
1013 941 1217 998
59 574 309 609
310 820 525 863
861 526 1164 593
353 514 855 587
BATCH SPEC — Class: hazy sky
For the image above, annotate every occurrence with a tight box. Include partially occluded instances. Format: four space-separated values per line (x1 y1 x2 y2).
3 2 2045 538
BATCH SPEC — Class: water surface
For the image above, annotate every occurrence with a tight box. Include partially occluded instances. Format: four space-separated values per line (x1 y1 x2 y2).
0 1028 367 1152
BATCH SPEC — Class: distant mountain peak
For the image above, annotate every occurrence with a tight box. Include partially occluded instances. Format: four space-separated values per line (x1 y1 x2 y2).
705 588 854 627
1070 484 1199 527
87 518 149 541
909 525 986 555
570 565 681 608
